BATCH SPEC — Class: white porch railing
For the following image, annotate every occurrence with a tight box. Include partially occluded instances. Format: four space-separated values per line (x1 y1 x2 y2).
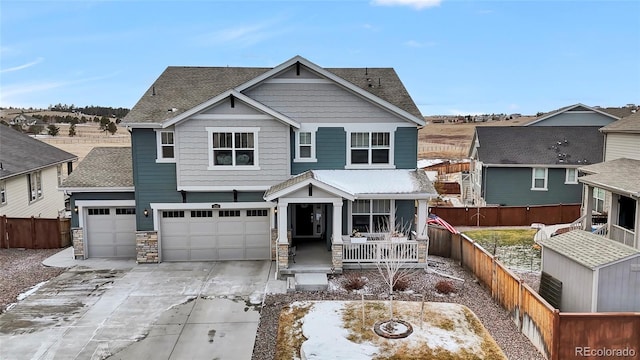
610 224 636 247
342 238 419 263
593 223 608 237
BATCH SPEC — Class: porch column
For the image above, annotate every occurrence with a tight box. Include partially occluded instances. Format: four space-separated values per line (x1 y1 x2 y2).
331 200 343 273
277 202 289 271
635 199 640 249
584 185 593 230
416 199 429 239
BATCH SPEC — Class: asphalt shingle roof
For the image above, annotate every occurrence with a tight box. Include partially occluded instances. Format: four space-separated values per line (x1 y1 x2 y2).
538 230 640 269
475 126 604 165
599 112 640 133
0 126 77 180
60 147 133 188
579 158 640 197
123 65 422 124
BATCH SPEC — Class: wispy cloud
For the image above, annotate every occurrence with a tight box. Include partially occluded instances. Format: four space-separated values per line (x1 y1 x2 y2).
371 0 441 10
0 57 44 73
404 40 437 48
478 9 494 15
193 20 288 48
0 72 119 102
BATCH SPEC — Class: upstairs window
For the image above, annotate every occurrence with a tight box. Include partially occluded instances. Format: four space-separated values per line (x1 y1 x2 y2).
565 168 578 184
156 130 175 162
531 168 548 191
0 180 6 205
207 127 259 169
594 187 606 213
349 131 391 167
27 171 43 202
294 130 316 162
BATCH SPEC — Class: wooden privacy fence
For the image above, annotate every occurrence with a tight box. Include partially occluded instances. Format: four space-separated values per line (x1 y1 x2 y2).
428 226 640 360
430 203 581 227
0 216 71 249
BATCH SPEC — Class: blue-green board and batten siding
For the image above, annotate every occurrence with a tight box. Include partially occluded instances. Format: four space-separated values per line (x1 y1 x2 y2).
482 167 582 206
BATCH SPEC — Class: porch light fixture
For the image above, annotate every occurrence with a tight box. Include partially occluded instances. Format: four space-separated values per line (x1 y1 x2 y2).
143 208 149 217
74 206 78 214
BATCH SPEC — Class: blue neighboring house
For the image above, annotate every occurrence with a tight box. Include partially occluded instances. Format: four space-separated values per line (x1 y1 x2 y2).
61 56 437 274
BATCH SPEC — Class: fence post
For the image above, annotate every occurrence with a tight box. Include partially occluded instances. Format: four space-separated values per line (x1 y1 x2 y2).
552 309 560 360
57 217 62 248
518 278 524 331
1 215 6 249
31 216 37 249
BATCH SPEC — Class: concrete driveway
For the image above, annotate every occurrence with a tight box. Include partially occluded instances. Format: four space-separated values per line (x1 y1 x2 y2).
0 250 285 360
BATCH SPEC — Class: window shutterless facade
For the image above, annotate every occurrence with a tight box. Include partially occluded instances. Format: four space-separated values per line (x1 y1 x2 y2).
565 168 578 184
351 199 391 233
156 130 175 162
207 127 259 170
27 171 43 202
594 187 606 213
0 180 6 205
531 167 548 191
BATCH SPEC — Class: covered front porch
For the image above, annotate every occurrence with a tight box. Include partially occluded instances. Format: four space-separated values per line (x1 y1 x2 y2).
264 169 437 277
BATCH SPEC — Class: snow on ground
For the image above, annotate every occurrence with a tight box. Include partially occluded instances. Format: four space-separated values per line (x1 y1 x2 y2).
294 300 493 359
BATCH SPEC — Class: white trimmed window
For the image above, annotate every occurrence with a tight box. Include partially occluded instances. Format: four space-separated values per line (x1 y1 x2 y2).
0 180 6 205
531 167 548 191
294 130 316 162
156 130 175 162
207 127 259 170
27 171 43 202
351 132 390 164
352 199 392 233
565 168 578 184
594 187 605 213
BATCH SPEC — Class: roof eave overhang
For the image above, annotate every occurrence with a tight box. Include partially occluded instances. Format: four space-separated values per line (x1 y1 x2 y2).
578 179 640 199
528 103 620 125
235 55 425 127
0 159 79 181
124 123 162 129
161 90 300 129
264 178 355 202
356 192 438 200
60 187 135 194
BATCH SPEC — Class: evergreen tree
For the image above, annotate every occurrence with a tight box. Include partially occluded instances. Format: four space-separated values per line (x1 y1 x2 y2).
69 123 77 137
47 124 60 136
106 122 117 135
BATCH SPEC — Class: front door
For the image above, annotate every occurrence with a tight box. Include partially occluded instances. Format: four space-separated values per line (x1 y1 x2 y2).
294 204 325 238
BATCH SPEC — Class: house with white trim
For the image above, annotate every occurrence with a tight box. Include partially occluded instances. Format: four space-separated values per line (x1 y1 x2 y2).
61 56 437 274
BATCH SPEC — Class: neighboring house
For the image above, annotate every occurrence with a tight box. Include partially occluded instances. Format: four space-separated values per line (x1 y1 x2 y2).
61 56 437 273
0 125 77 218
538 230 640 312
467 126 603 206
9 114 40 127
537 113 640 313
526 103 620 127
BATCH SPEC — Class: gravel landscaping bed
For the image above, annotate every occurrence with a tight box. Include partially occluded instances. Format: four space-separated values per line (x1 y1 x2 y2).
0 248 68 313
252 256 545 360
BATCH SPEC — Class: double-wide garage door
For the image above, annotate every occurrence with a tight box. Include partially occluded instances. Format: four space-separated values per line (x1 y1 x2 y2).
86 207 137 258
160 209 270 261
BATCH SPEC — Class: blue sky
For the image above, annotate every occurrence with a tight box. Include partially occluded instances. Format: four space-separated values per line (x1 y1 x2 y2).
1 0 639 116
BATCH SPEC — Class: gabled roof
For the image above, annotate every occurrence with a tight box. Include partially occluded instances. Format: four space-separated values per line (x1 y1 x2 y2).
123 55 423 126
579 158 640 198
473 126 603 166
538 230 640 269
0 125 77 180
527 103 620 126
264 169 437 201
60 147 133 191
599 112 640 133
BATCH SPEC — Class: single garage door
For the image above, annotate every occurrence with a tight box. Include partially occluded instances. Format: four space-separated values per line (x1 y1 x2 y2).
161 209 270 261
86 207 136 258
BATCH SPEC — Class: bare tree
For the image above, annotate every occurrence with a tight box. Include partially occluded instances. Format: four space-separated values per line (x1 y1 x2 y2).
374 219 420 333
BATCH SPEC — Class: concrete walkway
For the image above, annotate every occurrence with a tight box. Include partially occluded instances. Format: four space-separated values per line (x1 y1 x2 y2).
0 248 287 360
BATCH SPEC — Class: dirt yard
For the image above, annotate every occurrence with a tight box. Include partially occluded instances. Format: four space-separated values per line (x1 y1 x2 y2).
35 123 131 162
419 117 535 159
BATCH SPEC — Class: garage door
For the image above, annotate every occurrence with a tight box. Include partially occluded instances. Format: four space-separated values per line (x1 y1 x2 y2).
86 207 136 258
160 209 270 261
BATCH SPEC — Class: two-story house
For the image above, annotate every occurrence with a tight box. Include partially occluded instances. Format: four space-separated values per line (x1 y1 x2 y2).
62 56 437 274
0 125 76 218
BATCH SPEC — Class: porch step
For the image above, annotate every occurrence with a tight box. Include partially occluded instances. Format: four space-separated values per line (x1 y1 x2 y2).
294 273 328 292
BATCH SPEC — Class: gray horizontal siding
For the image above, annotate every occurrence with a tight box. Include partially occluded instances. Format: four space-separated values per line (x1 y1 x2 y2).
246 82 407 124
176 117 290 187
604 133 640 161
484 167 582 206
